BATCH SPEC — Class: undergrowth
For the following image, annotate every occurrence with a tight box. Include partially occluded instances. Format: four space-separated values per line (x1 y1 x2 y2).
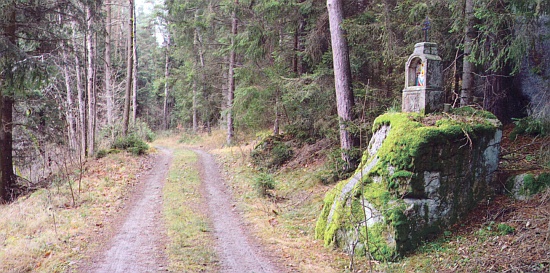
0 152 143 272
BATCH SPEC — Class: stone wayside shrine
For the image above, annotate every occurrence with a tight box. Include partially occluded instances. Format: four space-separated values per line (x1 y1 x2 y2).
402 42 443 113
316 40 503 260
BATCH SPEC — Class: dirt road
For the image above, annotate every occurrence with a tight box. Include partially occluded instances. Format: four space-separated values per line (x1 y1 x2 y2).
81 147 282 273
194 149 282 273
82 148 172 273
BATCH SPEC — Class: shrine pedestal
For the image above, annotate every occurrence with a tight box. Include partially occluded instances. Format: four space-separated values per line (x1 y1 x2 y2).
402 88 444 113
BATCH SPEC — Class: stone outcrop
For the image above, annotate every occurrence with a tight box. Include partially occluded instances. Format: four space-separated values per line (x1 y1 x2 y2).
507 172 550 200
315 108 502 260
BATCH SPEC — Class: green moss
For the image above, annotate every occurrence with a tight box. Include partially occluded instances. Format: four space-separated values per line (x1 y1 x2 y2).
450 106 498 119
316 108 501 260
315 179 347 243
520 172 550 196
361 223 397 261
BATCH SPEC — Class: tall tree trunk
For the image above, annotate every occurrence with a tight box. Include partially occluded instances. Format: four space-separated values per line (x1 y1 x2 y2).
122 0 134 136
292 24 300 74
273 95 280 135
194 14 206 133
192 80 198 133
72 22 87 160
132 4 138 124
327 0 355 169
461 0 475 106
162 35 170 130
0 3 17 203
227 0 238 145
105 1 114 127
61 44 77 152
0 92 15 203
86 4 97 156
221 57 228 128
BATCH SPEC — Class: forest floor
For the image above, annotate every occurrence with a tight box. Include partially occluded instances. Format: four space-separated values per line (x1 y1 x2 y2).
0 124 547 273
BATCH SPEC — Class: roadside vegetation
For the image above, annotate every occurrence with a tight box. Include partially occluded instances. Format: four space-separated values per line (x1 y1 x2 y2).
0 151 148 272
179 122 549 272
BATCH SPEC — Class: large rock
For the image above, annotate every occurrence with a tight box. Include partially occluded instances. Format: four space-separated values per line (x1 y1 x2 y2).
315 108 502 260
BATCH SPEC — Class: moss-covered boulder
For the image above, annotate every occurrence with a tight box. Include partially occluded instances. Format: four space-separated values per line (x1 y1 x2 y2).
507 172 550 200
315 108 502 260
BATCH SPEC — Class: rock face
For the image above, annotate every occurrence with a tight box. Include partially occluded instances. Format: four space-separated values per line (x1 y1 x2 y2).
315 108 502 260
508 172 550 200
518 15 550 121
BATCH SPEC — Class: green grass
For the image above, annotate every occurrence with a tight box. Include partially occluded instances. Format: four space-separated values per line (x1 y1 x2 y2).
162 147 219 272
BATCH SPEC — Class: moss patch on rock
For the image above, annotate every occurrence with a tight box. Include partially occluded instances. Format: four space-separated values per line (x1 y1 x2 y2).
507 172 550 200
316 108 502 260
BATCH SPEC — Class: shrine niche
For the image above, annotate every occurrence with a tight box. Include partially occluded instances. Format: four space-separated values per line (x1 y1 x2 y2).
402 42 443 113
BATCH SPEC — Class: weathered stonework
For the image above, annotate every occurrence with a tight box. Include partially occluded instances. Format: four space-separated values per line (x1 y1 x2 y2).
316 108 502 260
402 42 444 114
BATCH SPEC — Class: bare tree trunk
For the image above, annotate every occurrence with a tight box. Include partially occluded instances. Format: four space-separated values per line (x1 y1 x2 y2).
220 57 228 128
61 44 78 152
0 91 15 203
461 0 475 106
273 95 280 135
72 22 87 159
192 80 198 133
162 35 170 130
0 4 17 203
86 4 97 156
227 0 238 145
132 4 138 124
122 0 134 136
196 19 211 133
105 1 114 127
327 0 355 168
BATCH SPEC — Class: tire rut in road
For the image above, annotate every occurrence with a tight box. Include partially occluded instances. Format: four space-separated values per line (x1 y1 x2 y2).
193 149 283 273
85 148 172 273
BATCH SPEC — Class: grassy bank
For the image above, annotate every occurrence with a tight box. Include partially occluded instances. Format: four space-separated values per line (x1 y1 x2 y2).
0 152 146 272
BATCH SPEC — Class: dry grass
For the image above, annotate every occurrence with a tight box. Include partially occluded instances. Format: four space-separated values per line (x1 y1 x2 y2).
154 137 219 272
181 130 350 272
0 152 147 273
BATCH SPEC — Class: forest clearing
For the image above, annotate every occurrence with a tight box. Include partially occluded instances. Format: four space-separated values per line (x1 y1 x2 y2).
0 0 549 272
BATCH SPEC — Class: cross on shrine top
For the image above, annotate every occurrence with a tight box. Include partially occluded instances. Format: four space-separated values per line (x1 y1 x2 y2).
422 17 431 42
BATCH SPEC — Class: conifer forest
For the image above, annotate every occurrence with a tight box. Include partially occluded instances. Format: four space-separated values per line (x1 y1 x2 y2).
0 0 549 272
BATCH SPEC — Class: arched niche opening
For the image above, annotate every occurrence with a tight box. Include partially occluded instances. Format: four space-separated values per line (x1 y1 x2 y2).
408 57 425 87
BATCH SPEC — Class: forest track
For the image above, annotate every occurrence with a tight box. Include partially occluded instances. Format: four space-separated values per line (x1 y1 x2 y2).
78 146 283 273
80 147 172 273
193 149 284 273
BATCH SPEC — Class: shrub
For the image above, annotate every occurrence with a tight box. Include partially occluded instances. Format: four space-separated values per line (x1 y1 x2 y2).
253 173 276 197
497 223 515 235
510 117 549 140
131 119 156 142
96 149 108 159
251 136 293 171
112 134 149 155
